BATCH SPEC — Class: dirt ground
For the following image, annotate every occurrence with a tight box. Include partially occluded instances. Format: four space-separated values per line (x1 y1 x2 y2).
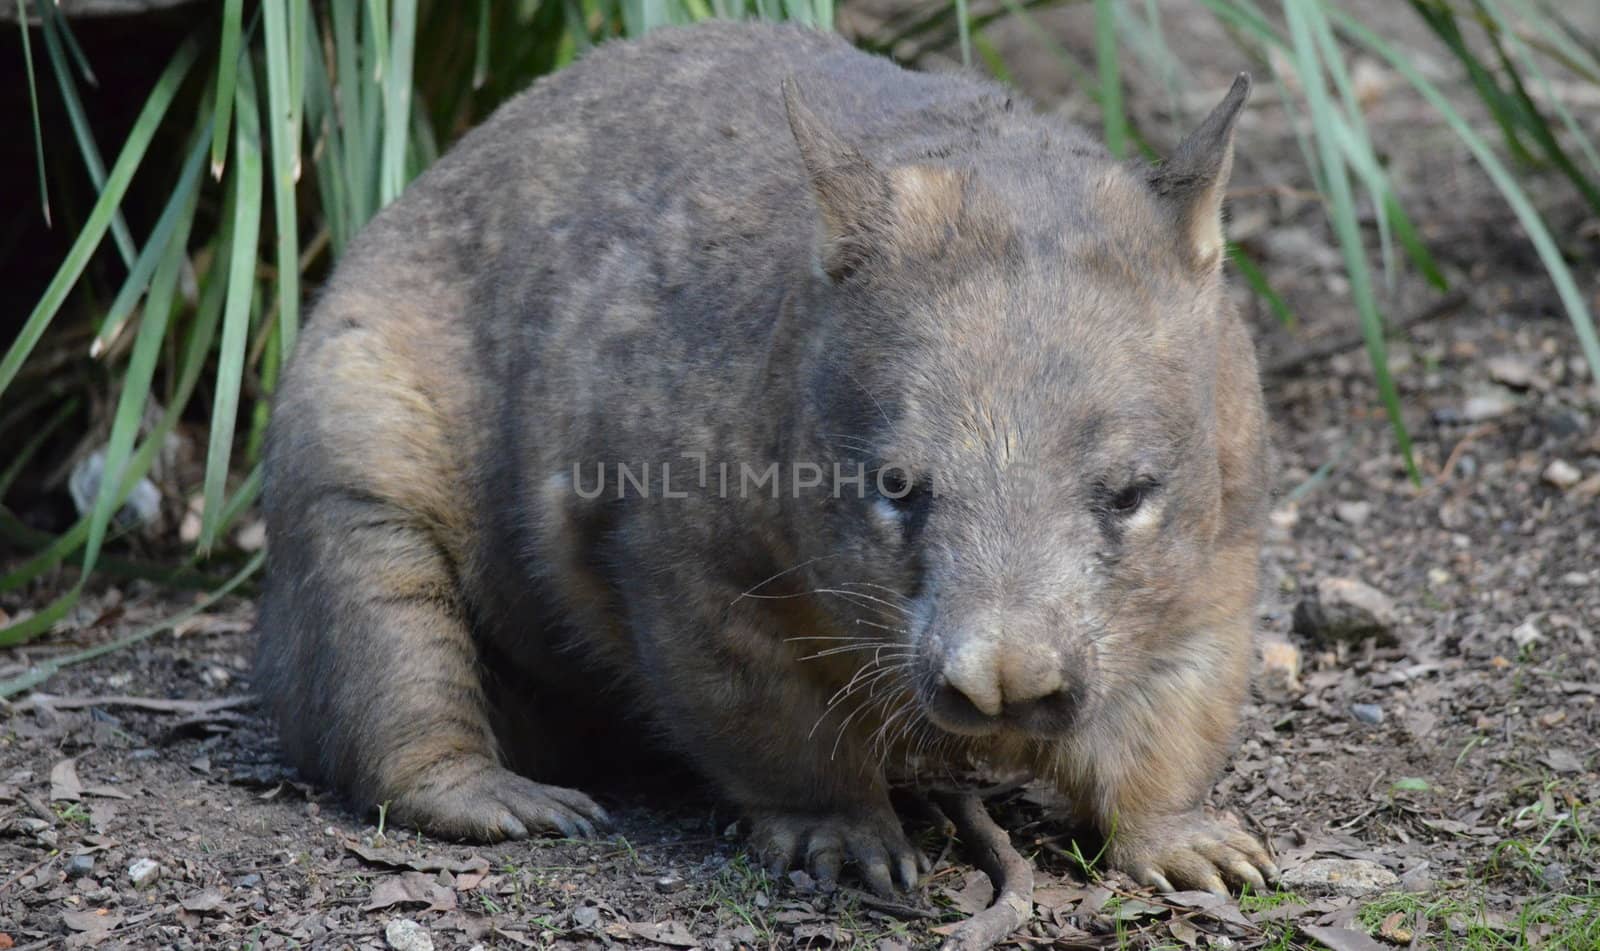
3 2 1599 948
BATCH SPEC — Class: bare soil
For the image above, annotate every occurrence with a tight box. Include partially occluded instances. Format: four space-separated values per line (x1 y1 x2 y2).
4 2 1599 948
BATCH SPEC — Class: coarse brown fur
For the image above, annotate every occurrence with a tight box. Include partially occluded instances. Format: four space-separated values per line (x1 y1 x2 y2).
255 21 1275 895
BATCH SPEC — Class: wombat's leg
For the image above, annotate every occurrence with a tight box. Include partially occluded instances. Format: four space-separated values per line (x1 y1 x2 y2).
1047 637 1277 895
634 601 924 895
256 491 609 842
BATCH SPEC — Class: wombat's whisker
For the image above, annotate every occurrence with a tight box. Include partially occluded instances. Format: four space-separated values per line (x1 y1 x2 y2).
837 581 914 604
852 618 909 635
811 588 911 618
729 554 839 606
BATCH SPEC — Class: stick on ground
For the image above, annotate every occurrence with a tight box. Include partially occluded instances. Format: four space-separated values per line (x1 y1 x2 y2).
933 791 1035 951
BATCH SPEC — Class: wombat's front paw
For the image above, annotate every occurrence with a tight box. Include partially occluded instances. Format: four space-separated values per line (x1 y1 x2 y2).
388 761 610 842
1112 810 1278 896
749 808 926 896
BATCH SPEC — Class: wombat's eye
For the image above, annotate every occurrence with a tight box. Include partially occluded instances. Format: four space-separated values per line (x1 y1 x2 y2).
874 468 931 519
1107 480 1157 516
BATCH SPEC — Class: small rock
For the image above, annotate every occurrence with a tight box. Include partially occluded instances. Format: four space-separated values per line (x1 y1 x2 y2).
655 874 686 894
1350 703 1384 725
1562 572 1591 587
385 918 434 951
66 854 96 879
1541 862 1568 888
1461 390 1516 422
1281 858 1399 899
787 869 816 892
1543 459 1582 489
1292 577 1398 647
234 872 262 889
1333 500 1372 527
1258 639 1302 694
128 858 161 888
1486 355 1537 389
1511 617 1543 650
1427 567 1452 586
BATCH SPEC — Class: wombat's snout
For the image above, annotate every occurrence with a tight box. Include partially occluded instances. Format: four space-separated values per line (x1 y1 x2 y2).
924 638 1090 737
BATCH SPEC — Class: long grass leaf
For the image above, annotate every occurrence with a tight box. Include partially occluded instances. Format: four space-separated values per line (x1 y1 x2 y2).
0 39 199 404
91 136 210 358
16 0 50 227
1332 5 1600 393
1093 0 1127 159
37 0 135 265
0 397 80 502
212 0 245 177
81 174 199 584
1287 0 1416 481
954 0 972 68
1227 242 1296 328
264 0 304 356
0 549 264 691
201 64 265 552
0 223 227 598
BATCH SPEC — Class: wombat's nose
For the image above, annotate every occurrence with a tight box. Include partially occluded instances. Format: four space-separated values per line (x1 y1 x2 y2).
934 641 1084 734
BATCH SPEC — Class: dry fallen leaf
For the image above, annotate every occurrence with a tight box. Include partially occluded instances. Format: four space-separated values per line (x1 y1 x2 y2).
50 757 83 802
1304 923 1389 951
362 872 458 913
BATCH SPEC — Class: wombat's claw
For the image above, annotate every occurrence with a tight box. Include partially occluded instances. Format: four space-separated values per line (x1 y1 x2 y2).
391 763 610 842
1116 811 1278 897
749 810 926 897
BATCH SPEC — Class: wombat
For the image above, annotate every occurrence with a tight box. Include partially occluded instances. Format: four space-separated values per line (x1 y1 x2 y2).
255 21 1276 896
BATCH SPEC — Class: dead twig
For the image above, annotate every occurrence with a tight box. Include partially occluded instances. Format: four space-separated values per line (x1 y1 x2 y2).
1263 289 1468 378
933 791 1035 951
15 693 255 715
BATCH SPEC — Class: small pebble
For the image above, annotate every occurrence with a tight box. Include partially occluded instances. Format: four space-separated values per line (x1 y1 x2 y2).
1543 459 1581 489
1333 500 1372 527
1281 858 1399 899
235 872 262 889
385 918 435 951
655 874 686 894
1461 391 1516 422
1486 354 1536 389
1350 703 1384 725
1427 567 1452 586
1292 577 1399 647
66 854 96 879
128 858 161 888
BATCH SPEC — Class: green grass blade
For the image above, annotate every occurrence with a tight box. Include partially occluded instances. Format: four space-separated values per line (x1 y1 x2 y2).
37 0 136 265
212 0 245 177
474 0 491 88
1227 242 1296 328
1093 0 1127 159
0 38 199 405
955 0 972 68
1286 0 1416 482
16 0 51 227
81 173 199 584
0 549 264 690
1332 4 1600 394
91 134 210 358
973 33 1013 85
0 592 75 648
333 1 373 230
382 0 417 205
0 397 81 502
1470 0 1600 214
1385 193 1448 292
0 224 227 598
200 63 265 552
264 0 305 356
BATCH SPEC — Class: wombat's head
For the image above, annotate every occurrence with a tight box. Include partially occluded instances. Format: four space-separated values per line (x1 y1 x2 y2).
784 76 1267 740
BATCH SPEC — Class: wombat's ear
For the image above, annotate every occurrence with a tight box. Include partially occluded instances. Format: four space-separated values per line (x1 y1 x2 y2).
1149 72 1251 273
782 78 892 282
